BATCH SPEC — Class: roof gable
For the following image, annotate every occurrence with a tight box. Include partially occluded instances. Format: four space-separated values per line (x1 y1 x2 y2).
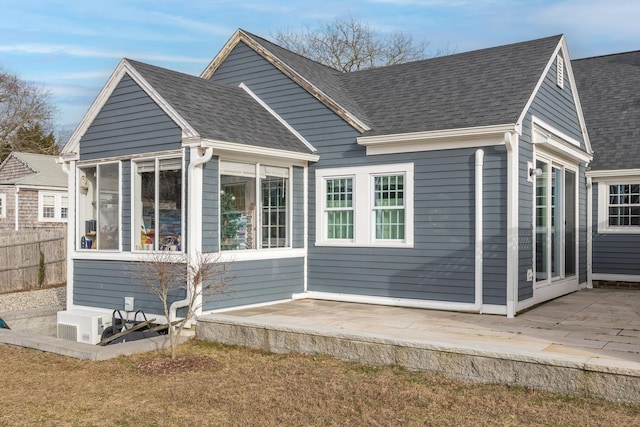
573 51 640 170
0 152 66 188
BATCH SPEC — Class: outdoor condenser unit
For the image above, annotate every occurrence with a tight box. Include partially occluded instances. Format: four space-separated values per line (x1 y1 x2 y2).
57 310 112 345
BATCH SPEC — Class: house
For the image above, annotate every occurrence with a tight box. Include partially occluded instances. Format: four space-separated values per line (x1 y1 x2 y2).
0 152 68 231
58 29 593 334
573 51 640 287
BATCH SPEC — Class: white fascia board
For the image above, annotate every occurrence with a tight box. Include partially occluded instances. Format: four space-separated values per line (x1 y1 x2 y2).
357 124 517 155
62 60 199 157
586 169 640 179
238 83 317 153
203 139 320 163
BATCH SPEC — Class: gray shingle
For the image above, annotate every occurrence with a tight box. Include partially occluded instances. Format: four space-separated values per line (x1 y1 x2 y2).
573 51 640 170
126 59 312 154
0 152 67 188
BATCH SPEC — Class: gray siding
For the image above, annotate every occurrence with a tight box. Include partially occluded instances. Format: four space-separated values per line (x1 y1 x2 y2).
79 75 182 161
202 156 219 252
592 184 640 275
202 257 304 310
518 52 589 300
73 260 186 314
210 42 506 304
293 166 304 249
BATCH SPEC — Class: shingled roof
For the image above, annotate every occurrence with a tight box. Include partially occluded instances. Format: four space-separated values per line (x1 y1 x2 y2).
236 31 562 137
573 51 640 171
126 59 313 154
0 152 67 188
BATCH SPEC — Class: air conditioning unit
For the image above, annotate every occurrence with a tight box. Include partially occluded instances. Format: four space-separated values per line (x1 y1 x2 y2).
57 310 112 345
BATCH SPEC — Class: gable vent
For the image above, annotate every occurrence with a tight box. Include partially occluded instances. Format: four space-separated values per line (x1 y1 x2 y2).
556 55 564 89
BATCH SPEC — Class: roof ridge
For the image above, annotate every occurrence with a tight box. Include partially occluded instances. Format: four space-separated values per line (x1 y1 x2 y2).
574 49 640 62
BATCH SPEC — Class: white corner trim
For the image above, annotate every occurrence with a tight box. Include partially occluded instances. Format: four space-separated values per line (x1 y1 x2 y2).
474 149 484 311
203 139 319 163
238 83 317 153
62 59 200 156
357 124 516 155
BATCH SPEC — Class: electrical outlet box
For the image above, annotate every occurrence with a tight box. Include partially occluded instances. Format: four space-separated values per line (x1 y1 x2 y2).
526 269 533 282
124 297 135 311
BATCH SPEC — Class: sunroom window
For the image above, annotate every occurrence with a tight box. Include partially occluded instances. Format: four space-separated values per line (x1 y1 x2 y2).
133 158 182 251
78 163 120 250
220 161 289 251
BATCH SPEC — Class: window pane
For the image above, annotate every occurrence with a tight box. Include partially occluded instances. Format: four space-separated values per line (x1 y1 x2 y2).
78 166 97 249
42 194 55 218
158 161 182 251
261 166 288 249
373 175 405 240
608 183 640 227
136 163 155 251
535 161 548 281
98 163 119 250
325 177 353 240
221 162 257 251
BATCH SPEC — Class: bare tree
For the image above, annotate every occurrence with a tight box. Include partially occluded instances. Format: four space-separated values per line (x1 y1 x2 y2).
133 252 232 359
0 68 58 161
273 17 431 72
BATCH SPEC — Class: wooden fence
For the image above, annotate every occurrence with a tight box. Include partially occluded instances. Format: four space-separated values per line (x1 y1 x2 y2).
0 229 66 293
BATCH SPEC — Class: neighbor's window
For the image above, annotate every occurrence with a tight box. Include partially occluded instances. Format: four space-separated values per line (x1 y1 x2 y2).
38 191 68 222
316 163 413 247
78 162 120 250
133 157 182 251
220 161 289 251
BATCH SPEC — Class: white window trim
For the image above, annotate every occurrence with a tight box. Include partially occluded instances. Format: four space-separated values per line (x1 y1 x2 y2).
38 191 68 222
0 193 5 219
597 180 640 234
315 163 414 248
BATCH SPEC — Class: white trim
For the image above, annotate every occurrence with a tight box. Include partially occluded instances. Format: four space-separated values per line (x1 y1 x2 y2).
474 149 484 311
505 132 519 318
76 149 182 167
532 117 591 164
0 193 5 219
238 83 317 154
299 291 490 314
586 177 593 288
72 248 307 263
596 180 640 234
532 277 580 304
204 139 319 163
65 160 76 311
315 163 414 248
357 124 515 156
592 273 640 283
587 169 640 179
199 298 294 315
303 166 309 293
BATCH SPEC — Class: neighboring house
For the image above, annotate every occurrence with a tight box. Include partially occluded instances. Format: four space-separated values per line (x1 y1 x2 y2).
59 29 592 327
0 152 68 231
573 51 640 287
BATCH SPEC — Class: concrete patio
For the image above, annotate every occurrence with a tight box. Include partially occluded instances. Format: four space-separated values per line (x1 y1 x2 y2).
196 288 640 402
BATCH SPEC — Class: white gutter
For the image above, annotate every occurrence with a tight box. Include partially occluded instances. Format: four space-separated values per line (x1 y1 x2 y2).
586 176 593 288
474 149 484 312
58 158 75 310
169 145 213 323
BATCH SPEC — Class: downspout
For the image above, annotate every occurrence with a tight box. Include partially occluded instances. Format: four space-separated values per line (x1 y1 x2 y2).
14 186 20 231
504 131 518 318
586 176 593 288
59 159 75 310
474 149 484 312
169 145 213 323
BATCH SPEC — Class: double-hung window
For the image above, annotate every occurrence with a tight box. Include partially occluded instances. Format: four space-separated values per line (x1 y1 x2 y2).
597 181 640 233
0 193 6 219
133 157 183 251
38 191 68 222
220 161 290 251
316 163 413 247
78 162 121 250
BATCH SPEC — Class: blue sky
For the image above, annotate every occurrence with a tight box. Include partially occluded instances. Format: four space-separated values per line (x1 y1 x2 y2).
2 0 639 134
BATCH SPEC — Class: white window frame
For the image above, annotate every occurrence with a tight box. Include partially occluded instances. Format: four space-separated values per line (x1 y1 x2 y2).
219 159 293 252
38 191 68 222
0 193 6 219
316 163 414 248
131 155 185 253
597 179 640 234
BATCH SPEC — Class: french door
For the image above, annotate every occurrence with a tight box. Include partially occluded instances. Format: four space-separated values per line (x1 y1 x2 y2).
534 157 577 287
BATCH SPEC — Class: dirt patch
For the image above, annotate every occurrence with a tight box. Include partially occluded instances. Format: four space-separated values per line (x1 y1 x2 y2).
137 354 216 375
